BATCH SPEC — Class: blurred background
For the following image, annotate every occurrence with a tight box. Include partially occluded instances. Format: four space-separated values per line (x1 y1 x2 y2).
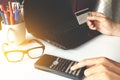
0 16 1 30
0 0 16 4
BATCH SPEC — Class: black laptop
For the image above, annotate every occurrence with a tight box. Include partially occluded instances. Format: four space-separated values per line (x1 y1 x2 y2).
24 0 100 49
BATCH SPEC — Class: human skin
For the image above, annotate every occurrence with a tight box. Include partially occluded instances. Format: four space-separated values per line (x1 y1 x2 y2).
71 12 120 80
87 12 120 37
71 57 120 80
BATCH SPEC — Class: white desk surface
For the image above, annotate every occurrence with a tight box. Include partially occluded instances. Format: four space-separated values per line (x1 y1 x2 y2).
0 31 120 80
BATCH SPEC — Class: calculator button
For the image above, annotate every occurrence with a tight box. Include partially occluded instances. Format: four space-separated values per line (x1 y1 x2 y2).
76 69 81 76
61 60 71 72
56 58 64 70
71 62 78 76
65 61 74 73
68 62 77 75
53 60 59 65
49 57 60 69
68 68 73 74
72 70 77 76
49 64 54 69
68 62 75 74
56 58 65 70
58 59 67 71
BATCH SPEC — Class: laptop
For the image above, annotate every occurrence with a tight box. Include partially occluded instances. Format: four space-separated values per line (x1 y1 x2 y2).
24 0 100 49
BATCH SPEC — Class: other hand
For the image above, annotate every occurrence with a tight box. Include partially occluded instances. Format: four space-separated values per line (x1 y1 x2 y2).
71 57 120 80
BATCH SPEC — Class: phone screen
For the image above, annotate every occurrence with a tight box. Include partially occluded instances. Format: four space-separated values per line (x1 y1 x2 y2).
35 54 58 67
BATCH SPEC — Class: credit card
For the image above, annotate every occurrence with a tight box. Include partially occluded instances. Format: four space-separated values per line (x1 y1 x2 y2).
75 8 89 25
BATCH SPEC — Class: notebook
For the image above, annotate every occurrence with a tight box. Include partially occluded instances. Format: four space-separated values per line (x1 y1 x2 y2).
24 0 100 49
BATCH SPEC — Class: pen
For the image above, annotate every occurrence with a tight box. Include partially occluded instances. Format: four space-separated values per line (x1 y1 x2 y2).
0 5 6 24
1 5 6 12
13 4 19 22
4 11 9 25
8 1 14 25
0 2 24 25
0 10 6 24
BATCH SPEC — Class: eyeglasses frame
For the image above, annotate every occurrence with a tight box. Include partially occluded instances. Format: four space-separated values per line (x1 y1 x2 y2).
2 39 45 62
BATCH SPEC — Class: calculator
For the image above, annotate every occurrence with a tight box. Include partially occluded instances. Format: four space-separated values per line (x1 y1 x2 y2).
34 54 86 80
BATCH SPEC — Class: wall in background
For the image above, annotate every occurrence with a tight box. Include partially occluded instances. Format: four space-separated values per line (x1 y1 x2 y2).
112 0 120 22
0 16 2 30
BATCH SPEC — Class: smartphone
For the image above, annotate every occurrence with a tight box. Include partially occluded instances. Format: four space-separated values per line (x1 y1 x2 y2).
34 54 86 80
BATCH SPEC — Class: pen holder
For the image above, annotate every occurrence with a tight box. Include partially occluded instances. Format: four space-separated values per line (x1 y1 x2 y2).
1 21 26 45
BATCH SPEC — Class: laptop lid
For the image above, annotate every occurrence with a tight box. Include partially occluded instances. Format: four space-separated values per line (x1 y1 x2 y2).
24 0 100 49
